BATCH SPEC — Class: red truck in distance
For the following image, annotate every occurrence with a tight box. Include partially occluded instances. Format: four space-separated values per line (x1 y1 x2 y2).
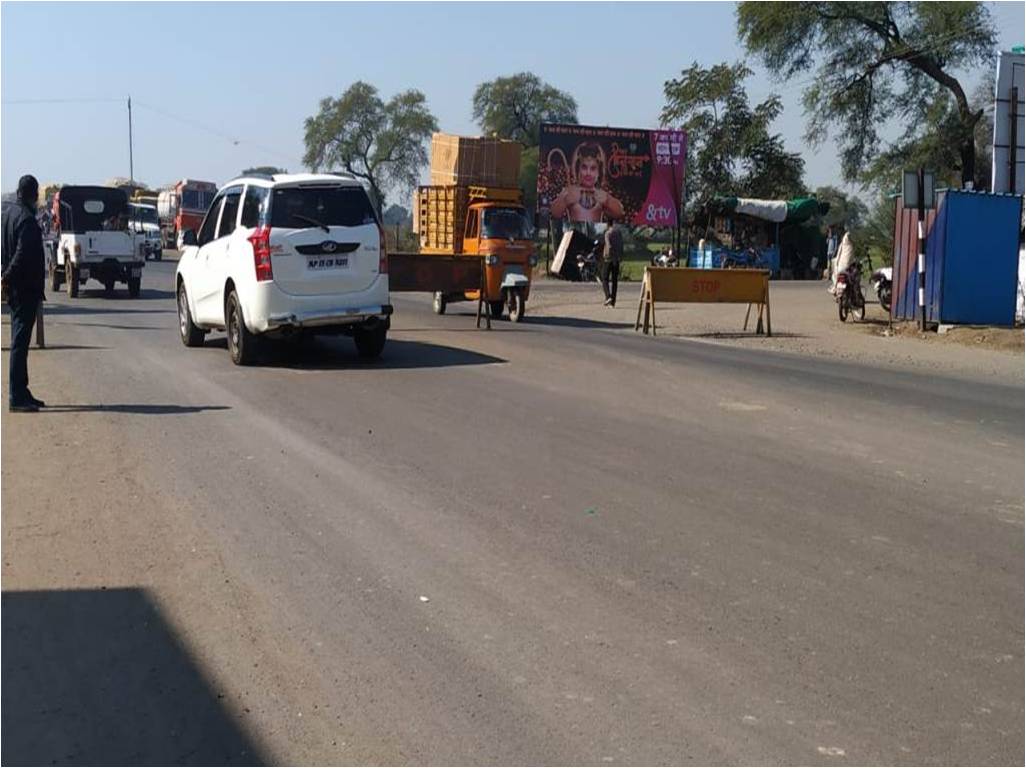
157 179 217 249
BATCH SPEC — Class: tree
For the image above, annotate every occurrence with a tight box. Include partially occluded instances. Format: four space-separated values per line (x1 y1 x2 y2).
472 73 577 147
737 2 997 188
661 61 806 212
382 204 411 226
813 185 869 230
242 166 288 176
303 82 438 208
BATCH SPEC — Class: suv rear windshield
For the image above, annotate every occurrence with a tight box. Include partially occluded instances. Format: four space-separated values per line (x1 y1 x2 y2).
269 186 377 229
482 207 533 240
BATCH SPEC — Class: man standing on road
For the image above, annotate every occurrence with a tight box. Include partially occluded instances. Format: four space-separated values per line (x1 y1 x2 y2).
600 221 623 307
2 174 47 412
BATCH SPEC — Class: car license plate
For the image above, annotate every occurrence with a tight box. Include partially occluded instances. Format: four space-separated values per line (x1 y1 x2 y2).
308 256 348 270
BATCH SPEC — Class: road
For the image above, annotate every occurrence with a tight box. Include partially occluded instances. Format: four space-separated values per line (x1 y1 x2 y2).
2 259 1023 765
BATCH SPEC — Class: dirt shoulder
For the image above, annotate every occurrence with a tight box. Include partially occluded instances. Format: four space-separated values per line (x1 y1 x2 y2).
528 278 1025 385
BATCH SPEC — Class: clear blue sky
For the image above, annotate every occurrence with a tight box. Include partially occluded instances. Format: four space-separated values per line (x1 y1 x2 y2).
2 1 1023 201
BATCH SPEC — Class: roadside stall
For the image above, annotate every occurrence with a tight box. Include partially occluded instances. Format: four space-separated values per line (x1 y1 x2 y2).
691 196 828 277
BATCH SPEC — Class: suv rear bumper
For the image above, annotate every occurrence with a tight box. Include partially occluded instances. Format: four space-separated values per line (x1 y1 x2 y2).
265 304 393 330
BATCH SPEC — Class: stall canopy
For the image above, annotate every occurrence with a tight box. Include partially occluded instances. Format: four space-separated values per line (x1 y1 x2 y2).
708 196 828 223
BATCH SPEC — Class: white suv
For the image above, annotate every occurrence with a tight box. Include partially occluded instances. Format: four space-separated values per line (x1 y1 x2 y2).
175 173 391 365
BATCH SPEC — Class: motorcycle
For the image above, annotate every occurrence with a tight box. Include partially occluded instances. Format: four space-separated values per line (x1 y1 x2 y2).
650 248 679 268
834 258 867 322
576 239 600 283
871 265 892 313
721 247 768 270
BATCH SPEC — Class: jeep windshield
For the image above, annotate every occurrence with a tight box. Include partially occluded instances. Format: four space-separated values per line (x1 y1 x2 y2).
269 186 378 229
482 207 533 240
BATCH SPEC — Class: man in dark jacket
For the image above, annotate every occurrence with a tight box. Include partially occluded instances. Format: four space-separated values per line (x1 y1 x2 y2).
600 221 623 307
2 174 46 412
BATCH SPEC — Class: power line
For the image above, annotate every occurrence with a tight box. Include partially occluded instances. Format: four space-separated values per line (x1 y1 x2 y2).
1 97 124 105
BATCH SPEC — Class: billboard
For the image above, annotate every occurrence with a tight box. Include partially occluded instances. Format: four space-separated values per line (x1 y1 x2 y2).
537 123 686 228
991 50 1024 195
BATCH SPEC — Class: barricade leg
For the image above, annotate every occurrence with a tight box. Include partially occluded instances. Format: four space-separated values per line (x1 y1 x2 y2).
743 303 752 332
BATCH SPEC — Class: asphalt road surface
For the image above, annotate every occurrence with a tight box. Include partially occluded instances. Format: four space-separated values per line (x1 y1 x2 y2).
2 259 1023 766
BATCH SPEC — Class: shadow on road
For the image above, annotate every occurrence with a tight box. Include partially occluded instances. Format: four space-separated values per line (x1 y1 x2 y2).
1 344 110 352
13 305 175 317
198 336 506 370
2 588 265 766
74 288 175 301
39 404 230 415
525 314 636 330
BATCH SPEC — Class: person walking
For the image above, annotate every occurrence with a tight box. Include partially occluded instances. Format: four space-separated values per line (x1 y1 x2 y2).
825 225 839 290
2 174 47 412
600 221 623 307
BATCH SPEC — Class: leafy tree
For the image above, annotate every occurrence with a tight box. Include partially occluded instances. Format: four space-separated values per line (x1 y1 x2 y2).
813 185 869 230
303 81 438 207
661 61 806 211
242 166 288 176
382 204 411 226
472 73 577 147
737 1 997 188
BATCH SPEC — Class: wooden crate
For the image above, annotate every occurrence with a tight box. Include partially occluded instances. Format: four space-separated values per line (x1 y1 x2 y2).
429 133 521 187
417 185 468 254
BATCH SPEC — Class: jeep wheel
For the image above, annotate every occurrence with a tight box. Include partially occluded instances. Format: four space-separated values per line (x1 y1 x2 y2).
432 291 447 315
128 276 141 298
49 262 62 292
66 265 79 298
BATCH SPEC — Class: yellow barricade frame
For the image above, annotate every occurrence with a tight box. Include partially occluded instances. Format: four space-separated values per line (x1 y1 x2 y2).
635 267 772 337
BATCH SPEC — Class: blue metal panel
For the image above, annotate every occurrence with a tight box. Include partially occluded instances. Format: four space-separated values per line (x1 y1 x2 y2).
938 192 1022 325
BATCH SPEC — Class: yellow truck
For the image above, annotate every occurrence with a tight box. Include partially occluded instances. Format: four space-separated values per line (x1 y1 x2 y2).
416 185 536 321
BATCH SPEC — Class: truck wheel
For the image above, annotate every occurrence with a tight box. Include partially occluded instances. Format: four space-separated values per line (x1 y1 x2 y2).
432 291 447 315
354 324 387 359
226 289 259 365
128 276 141 298
177 283 206 347
508 290 525 323
66 265 79 298
489 300 505 320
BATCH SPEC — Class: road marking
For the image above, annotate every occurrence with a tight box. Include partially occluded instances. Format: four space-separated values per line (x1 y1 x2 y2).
718 401 767 412
817 746 846 757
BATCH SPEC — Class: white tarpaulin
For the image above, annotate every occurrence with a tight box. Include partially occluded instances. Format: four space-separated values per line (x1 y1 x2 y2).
735 198 788 223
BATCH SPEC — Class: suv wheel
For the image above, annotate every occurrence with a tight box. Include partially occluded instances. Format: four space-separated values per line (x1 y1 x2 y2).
354 324 387 359
178 283 206 347
226 289 259 365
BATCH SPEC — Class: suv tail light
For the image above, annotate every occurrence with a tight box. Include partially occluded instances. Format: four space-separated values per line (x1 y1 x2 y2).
378 222 388 274
248 225 273 282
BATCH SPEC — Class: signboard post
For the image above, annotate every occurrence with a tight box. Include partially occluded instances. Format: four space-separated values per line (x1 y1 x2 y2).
903 168 936 331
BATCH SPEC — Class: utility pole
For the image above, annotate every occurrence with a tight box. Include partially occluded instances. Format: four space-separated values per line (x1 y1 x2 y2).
127 96 134 185
916 167 926 332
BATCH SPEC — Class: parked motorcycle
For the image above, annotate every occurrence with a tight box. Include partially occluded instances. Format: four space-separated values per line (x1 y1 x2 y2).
577 239 600 283
650 248 679 268
871 265 892 313
721 247 768 270
834 258 867 322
